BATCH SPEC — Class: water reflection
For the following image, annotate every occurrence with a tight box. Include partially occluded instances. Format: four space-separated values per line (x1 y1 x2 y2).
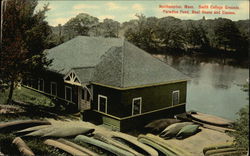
154 54 249 120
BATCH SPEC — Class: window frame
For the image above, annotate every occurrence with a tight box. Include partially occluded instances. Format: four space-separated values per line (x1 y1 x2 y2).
98 95 108 113
132 97 142 116
50 82 57 96
172 90 180 106
65 86 72 102
38 78 44 91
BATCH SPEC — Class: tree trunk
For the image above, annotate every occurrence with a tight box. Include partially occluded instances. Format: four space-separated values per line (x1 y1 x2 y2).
7 80 14 104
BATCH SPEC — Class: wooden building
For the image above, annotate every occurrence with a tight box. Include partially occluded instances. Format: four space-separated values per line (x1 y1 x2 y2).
28 36 189 131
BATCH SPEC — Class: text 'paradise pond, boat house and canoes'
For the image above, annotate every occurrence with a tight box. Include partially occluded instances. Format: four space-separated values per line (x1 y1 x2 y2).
24 36 189 131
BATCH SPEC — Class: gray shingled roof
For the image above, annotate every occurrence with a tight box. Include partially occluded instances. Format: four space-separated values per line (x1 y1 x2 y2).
47 36 189 88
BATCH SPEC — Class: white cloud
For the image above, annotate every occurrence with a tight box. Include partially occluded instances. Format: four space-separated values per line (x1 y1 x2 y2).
237 1 249 19
132 4 144 12
106 2 126 10
73 4 99 10
98 15 115 21
50 17 70 26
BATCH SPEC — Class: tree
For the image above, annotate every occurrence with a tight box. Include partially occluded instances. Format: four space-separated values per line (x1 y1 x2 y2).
228 105 249 150
124 14 159 52
63 13 99 39
155 16 185 52
95 19 120 38
0 0 52 104
185 22 209 50
213 18 243 52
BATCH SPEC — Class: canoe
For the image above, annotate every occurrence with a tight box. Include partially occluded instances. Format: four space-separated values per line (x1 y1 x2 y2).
204 147 246 156
189 112 233 127
43 126 94 138
138 137 176 156
203 142 234 154
111 131 158 156
44 139 88 156
160 122 193 139
138 134 192 156
144 118 181 134
208 150 247 156
0 120 51 133
93 133 142 156
15 125 50 135
24 125 56 137
75 135 134 156
57 138 99 156
176 124 200 139
12 137 35 156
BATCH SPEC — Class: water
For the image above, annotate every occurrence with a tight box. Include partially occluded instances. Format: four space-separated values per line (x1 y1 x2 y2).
154 54 249 121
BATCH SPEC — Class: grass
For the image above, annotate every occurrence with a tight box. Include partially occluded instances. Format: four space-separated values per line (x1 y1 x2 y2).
0 87 54 107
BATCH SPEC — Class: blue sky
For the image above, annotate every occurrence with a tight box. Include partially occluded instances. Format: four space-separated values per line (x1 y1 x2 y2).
36 1 249 26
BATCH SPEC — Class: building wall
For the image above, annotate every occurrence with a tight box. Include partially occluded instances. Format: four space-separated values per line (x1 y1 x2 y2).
92 81 187 118
92 84 122 117
121 81 187 117
23 71 79 107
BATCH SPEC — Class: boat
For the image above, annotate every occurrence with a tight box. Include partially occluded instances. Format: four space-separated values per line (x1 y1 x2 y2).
44 139 88 156
93 133 142 156
144 118 181 134
75 135 134 156
12 137 35 156
43 126 94 138
15 125 50 135
0 120 51 133
176 124 200 139
138 134 192 156
203 142 237 154
110 131 159 156
57 138 99 156
160 122 193 139
24 125 57 137
187 112 233 128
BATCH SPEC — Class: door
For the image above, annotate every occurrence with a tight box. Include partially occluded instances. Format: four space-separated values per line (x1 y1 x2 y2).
78 87 91 111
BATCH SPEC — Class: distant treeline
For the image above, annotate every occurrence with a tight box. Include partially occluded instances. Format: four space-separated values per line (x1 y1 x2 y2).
50 13 249 57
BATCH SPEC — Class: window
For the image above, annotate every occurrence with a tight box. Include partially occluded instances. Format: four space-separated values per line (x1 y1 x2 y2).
50 82 57 96
65 86 72 101
172 90 180 105
132 97 142 115
38 79 44 91
98 95 107 113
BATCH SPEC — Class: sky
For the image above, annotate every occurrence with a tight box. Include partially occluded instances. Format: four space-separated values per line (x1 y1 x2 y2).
36 0 249 26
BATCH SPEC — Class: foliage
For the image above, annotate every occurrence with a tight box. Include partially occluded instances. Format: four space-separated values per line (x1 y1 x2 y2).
94 19 120 38
0 0 52 103
228 105 249 150
63 13 99 39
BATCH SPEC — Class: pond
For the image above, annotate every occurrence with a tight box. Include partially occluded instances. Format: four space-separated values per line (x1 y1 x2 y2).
154 54 249 121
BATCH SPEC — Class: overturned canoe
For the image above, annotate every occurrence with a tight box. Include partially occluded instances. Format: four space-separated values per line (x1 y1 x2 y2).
94 133 142 156
0 120 51 133
189 112 233 127
24 125 56 137
160 122 193 139
12 137 35 156
205 147 247 156
203 142 234 154
44 139 88 156
111 131 158 156
138 134 192 156
57 138 99 156
75 135 134 156
15 125 50 135
43 126 94 138
144 118 181 134
176 124 200 139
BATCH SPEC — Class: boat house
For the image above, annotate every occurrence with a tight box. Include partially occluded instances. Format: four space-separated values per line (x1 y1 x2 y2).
26 36 189 131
